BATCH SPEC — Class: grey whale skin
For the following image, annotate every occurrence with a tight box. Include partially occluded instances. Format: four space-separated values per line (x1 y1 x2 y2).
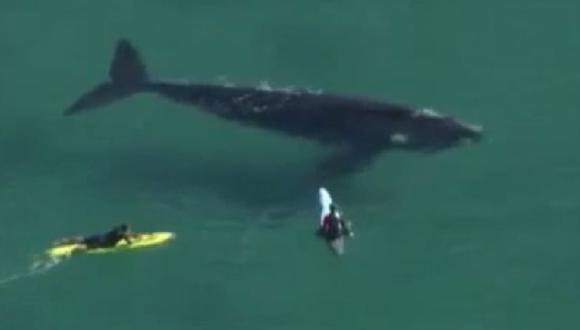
65 39 483 175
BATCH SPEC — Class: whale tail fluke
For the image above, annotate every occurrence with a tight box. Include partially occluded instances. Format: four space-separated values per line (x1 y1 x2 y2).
64 39 149 116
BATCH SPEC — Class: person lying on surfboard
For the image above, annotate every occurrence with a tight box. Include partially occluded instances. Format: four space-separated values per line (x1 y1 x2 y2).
53 224 133 249
317 204 353 241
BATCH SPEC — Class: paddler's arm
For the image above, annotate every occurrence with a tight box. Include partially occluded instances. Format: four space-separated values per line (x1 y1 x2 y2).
340 219 354 238
123 234 133 245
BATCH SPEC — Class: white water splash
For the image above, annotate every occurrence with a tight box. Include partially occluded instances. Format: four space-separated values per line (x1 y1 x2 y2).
0 255 65 288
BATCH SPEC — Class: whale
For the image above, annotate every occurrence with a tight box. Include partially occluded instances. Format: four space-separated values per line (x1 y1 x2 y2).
65 39 483 175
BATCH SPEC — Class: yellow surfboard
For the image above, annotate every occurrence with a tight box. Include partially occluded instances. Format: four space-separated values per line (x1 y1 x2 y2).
47 232 175 258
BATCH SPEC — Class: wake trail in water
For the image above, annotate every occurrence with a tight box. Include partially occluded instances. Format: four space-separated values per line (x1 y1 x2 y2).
0 255 65 287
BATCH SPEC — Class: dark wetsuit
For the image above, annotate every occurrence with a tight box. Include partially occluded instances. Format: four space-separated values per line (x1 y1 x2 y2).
82 226 131 249
318 213 349 241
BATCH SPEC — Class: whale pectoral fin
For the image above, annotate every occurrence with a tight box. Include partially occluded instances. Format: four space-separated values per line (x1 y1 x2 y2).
315 146 383 178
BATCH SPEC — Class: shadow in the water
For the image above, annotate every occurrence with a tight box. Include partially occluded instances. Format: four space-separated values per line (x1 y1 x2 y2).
0 117 397 223
0 118 48 182
94 146 357 213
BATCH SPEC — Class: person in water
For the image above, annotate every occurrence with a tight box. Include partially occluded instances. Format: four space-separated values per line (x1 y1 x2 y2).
55 224 133 249
317 204 353 241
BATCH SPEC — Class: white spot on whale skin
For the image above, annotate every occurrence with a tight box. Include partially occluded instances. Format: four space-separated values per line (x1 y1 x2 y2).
216 75 235 87
234 94 252 104
413 108 443 118
258 81 273 91
252 105 267 113
390 132 409 144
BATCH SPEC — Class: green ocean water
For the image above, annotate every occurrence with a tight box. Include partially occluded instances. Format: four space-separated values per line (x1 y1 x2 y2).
1 1 580 329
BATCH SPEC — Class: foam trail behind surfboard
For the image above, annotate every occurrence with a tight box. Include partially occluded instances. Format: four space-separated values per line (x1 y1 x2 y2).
0 257 62 287
318 187 333 225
